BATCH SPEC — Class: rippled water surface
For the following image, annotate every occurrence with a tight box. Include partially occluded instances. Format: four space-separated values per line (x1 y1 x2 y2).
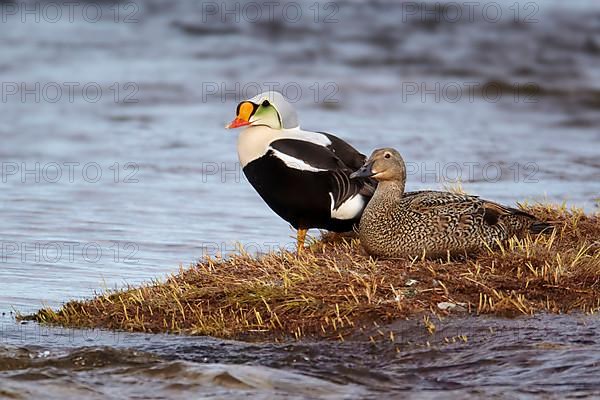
1 0 600 397
2 314 600 399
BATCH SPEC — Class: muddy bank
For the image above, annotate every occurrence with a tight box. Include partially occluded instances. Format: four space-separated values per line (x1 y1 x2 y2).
27 204 599 341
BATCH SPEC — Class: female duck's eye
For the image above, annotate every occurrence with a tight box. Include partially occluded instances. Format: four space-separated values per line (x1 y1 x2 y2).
262 100 270 107
384 153 391 159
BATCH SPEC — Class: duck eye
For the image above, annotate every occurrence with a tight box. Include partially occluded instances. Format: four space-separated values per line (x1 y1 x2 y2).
384 153 391 159
262 100 270 107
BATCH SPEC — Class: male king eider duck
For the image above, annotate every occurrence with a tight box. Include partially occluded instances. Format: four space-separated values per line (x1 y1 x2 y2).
226 91 375 251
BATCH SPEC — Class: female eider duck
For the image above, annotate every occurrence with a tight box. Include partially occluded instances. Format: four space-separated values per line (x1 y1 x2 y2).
226 91 375 251
350 148 553 259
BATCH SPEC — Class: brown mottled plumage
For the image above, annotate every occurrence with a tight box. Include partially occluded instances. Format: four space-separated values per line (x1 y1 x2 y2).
350 148 553 259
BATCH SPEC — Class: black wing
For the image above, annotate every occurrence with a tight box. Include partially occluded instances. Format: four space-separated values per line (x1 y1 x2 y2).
320 132 377 197
270 138 348 171
319 132 367 170
269 138 367 211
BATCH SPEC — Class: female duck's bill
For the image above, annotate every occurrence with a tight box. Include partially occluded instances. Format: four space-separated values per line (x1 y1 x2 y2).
226 91 375 252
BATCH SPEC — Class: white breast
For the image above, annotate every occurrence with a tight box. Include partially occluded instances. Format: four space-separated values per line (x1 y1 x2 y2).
237 126 332 167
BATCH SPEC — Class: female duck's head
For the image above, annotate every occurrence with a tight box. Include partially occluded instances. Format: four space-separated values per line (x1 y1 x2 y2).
350 148 407 183
226 91 299 130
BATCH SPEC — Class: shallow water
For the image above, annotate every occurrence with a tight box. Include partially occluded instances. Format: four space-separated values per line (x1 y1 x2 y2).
2 314 600 399
1 0 600 397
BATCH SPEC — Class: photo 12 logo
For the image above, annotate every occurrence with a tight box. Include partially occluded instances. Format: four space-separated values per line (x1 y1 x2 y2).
401 81 540 104
199 2 339 24
0 241 139 265
0 323 131 346
401 2 540 24
405 161 539 184
1 162 139 184
201 81 339 103
1 82 139 104
199 240 297 258
197 161 540 185
0 2 140 23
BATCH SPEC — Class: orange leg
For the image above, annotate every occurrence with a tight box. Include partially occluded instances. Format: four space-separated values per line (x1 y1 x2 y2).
297 228 307 252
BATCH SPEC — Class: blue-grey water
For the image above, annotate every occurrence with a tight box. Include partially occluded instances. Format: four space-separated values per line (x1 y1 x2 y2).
1 0 599 398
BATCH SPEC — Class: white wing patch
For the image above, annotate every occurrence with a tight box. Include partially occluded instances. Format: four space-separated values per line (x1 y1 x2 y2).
329 193 365 220
270 148 328 172
287 127 332 147
237 126 332 167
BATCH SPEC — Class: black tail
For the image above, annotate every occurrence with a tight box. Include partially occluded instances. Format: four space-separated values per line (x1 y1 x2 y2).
530 221 554 234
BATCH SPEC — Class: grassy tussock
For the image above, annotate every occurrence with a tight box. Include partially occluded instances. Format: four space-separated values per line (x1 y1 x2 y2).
29 204 599 341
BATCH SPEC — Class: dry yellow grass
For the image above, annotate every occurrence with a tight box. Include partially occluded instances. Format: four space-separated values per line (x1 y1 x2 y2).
27 203 599 341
